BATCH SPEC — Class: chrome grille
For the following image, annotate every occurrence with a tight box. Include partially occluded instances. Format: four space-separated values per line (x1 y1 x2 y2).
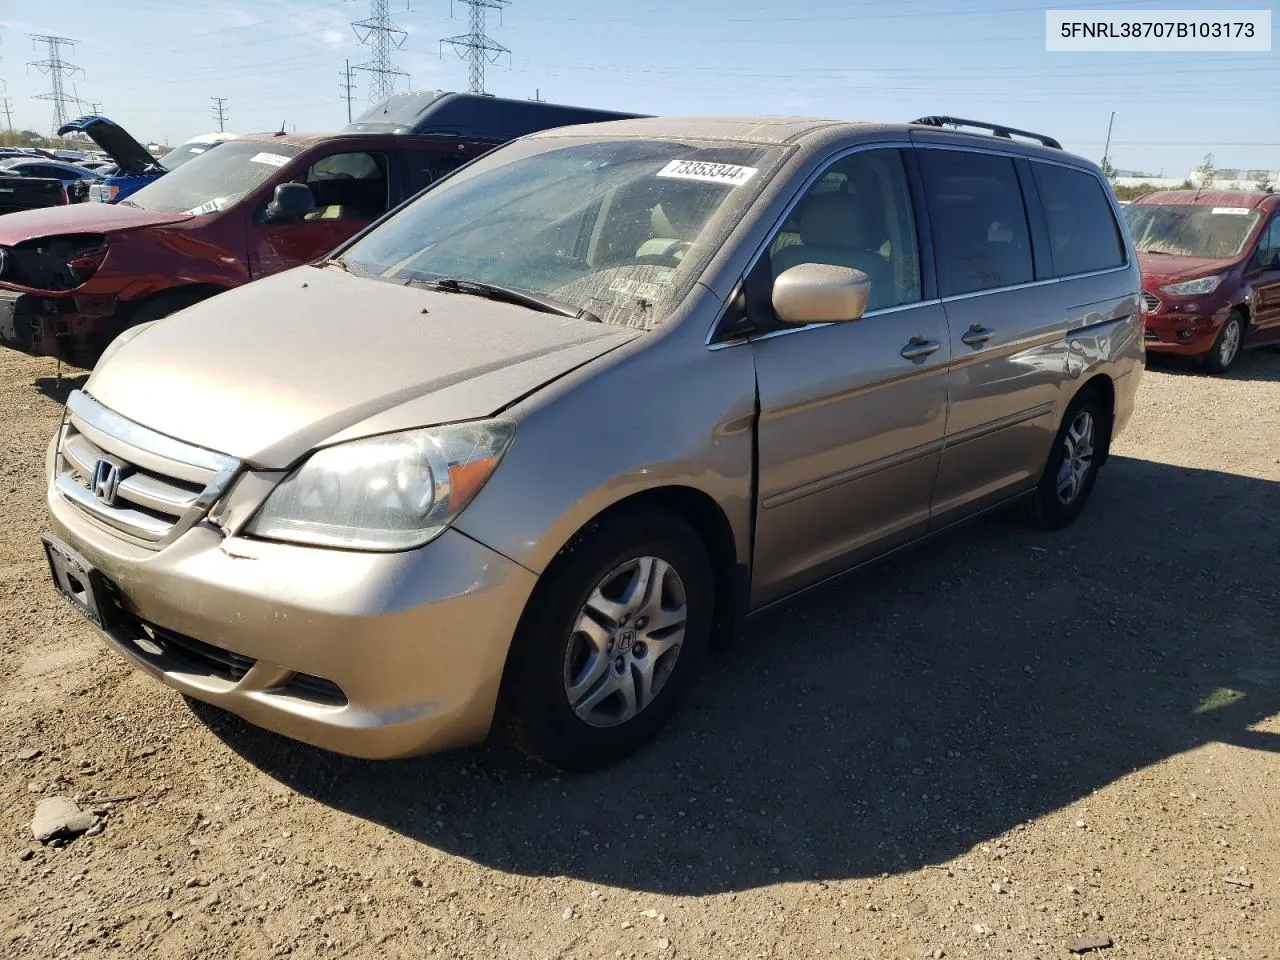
1141 291 1160 314
54 390 240 548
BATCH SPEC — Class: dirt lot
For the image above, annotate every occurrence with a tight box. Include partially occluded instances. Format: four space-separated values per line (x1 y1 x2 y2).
1 347 1277 960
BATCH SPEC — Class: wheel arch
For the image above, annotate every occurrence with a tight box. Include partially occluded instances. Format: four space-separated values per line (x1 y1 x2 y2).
126 283 229 321
520 485 747 653
1073 373 1116 464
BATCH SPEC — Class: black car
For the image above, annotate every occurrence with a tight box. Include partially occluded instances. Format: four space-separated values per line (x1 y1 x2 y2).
0 158 98 185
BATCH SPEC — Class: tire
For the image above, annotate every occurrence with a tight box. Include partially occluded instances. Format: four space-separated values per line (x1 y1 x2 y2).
1203 310 1245 374
1023 388 1108 530
80 289 216 366
499 507 714 771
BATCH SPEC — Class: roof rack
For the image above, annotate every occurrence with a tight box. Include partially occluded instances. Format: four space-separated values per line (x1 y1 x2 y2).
910 116 1061 150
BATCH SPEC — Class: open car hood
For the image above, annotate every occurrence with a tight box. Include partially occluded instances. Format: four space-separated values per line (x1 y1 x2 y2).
56 115 158 176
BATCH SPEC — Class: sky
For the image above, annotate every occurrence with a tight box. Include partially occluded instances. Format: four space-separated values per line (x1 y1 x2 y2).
0 0 1276 177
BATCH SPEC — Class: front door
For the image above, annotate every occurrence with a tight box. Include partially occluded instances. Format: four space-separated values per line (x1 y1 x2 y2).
749 147 951 605
1245 213 1280 344
247 150 391 279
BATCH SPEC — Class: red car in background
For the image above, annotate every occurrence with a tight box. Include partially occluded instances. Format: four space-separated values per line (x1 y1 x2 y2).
1123 190 1280 373
0 92 640 365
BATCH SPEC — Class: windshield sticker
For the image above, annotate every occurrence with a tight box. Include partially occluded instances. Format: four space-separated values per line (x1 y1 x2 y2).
608 277 669 302
1211 207 1251 215
188 147 205 155
657 159 758 186
249 152 292 168
184 198 224 216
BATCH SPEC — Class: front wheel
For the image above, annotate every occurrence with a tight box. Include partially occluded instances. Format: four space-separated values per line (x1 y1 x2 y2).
1203 310 1244 374
499 507 713 771
1023 390 1108 530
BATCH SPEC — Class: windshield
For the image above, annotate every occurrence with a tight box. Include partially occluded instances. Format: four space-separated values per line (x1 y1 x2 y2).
161 140 225 171
342 137 784 330
1124 203 1262 259
126 140 301 214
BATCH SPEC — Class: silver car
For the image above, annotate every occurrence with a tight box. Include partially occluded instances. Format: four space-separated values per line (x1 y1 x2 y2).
43 116 1143 769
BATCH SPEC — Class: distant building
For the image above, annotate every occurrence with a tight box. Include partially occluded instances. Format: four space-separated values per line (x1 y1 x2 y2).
1114 167 1278 192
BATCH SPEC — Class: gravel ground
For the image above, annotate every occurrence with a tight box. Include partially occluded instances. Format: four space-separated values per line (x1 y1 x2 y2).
1 347 1278 960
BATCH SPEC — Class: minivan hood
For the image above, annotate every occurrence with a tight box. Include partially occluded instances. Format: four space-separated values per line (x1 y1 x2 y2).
86 267 641 467
1137 251 1236 287
56 116 159 175
0 203 191 244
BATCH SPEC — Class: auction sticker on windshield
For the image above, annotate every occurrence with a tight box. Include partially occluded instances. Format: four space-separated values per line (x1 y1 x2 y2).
1211 207 1251 215
250 152 292 167
657 160 758 186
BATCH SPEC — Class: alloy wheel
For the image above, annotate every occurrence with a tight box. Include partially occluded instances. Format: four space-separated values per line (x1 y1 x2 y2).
563 556 687 728
1219 318 1242 369
1055 410 1095 505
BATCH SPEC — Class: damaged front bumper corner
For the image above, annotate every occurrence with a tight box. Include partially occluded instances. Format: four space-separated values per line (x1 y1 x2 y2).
0 288 119 360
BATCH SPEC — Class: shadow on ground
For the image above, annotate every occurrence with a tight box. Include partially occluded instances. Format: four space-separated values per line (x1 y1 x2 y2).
33 373 90 405
197 455 1280 894
1147 347 1280 382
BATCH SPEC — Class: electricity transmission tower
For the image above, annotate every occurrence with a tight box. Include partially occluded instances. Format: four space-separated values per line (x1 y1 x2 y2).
210 96 228 132
28 34 84 135
339 59 358 122
352 0 408 103
441 0 511 95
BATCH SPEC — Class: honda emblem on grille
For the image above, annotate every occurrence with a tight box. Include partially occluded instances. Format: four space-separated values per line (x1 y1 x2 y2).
91 458 125 506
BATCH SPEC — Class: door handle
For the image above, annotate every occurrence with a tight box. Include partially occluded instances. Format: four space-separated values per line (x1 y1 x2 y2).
900 336 941 361
961 325 994 346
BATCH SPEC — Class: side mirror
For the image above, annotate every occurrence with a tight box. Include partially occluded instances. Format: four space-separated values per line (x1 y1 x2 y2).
771 263 871 326
265 182 315 223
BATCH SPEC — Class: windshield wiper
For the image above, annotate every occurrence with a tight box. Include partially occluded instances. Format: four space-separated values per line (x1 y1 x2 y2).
409 277 601 323
324 256 350 272
117 199 141 208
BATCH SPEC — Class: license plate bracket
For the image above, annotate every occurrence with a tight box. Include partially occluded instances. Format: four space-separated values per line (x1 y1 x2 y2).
42 533 115 630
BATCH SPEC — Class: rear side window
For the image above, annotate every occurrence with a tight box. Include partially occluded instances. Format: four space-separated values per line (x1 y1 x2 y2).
919 150 1033 297
1031 162 1125 276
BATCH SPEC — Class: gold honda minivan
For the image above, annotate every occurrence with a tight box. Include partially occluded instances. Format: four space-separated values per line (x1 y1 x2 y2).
43 116 1143 769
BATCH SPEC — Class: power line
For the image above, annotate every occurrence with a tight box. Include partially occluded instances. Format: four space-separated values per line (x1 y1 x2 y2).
28 34 86 136
441 0 511 95
210 95 228 132
352 0 408 103
340 58 358 122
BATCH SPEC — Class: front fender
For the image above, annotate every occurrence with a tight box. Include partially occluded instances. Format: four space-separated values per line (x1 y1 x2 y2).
454 313 757 579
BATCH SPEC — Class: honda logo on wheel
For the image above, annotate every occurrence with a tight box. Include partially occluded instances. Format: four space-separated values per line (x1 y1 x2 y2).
91 458 125 506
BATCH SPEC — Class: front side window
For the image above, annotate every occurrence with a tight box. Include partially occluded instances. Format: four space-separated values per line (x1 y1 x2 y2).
1032 162 1125 276
342 137 784 330
301 151 388 221
920 149 1033 297
1249 215 1280 270
1123 203 1263 259
125 140 303 214
767 148 921 312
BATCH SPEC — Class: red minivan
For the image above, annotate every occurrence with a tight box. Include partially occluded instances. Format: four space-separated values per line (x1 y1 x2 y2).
1124 190 1280 373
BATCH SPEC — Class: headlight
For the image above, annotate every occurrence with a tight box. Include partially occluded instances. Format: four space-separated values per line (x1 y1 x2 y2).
1159 274 1223 296
246 420 514 551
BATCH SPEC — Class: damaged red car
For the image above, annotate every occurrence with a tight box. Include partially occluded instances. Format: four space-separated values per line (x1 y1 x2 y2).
1124 190 1280 373
0 92 639 364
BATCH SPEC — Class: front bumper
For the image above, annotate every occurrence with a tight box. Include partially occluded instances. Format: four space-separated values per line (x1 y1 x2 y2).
47 483 539 759
0 288 119 360
1141 297 1226 358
